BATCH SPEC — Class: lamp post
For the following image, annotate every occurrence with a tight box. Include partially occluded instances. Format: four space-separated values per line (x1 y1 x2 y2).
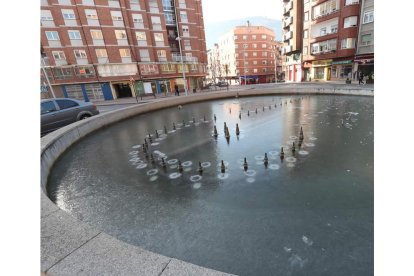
176 36 188 96
41 56 56 98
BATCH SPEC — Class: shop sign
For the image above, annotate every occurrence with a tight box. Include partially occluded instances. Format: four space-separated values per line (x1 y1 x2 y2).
332 60 353 65
312 59 332 67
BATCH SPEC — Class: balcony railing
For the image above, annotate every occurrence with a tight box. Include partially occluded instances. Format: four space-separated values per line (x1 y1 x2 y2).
172 55 198 63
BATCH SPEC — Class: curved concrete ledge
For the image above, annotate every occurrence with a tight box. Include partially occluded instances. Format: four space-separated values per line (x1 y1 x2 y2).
41 87 373 275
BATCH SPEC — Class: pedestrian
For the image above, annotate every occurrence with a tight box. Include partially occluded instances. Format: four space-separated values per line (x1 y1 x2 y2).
358 71 364 85
174 84 180 96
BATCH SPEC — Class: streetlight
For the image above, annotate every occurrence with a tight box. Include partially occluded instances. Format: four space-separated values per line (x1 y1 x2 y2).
41 56 56 98
176 36 188 96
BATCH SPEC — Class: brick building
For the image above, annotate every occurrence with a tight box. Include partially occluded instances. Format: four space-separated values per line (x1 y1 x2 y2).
40 0 207 101
209 24 279 85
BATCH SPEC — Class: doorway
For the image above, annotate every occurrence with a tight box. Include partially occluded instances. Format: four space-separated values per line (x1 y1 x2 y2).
113 83 132 98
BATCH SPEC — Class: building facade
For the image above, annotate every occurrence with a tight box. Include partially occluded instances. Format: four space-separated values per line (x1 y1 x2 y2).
40 0 208 101
208 24 278 85
282 0 303 82
302 0 361 82
354 0 374 81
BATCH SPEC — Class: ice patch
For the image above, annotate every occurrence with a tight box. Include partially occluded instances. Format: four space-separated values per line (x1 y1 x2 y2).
286 163 295 168
190 175 202 182
298 150 309 155
289 254 307 269
268 164 280 170
217 173 229 180
244 170 256 177
184 167 192 172
182 161 193 167
129 158 140 162
149 176 158 182
193 183 202 189
146 169 158 176
136 163 148 169
302 235 313 246
285 157 297 163
169 172 182 179
201 162 211 168
129 151 139 155
309 137 318 141
246 177 255 183
132 145 141 149
304 143 315 147
283 247 292 253
269 150 279 156
255 155 264 160
289 136 298 140
170 165 178 169
151 142 160 146
167 159 178 165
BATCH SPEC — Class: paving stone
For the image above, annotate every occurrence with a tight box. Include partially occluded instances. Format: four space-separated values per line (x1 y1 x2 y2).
41 210 100 272
47 232 170 276
40 192 59 218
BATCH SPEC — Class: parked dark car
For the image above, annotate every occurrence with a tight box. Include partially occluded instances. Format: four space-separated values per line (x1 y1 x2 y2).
41 98 99 136
216 81 229 87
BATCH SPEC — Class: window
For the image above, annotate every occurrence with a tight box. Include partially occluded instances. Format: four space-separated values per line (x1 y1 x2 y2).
180 11 188 22
363 10 374 24
184 40 191 47
252 35 256 40
179 0 186 8
62 9 76 19
345 0 359 5
235 44 239 49
304 11 309 21
151 16 161 29
157 50 166 57
262 43 267 48
90 30 103 39
111 11 122 21
320 27 326 36
85 9 98 19
74 49 87 58
261 35 267 39
253 43 257 48
311 38 337 54
253 52 257 57
136 31 146 40
253 60 258 65
262 60 267 65
243 43 248 48
262 68 267 73
45 31 59 40
234 35 238 40
262 52 268 57
344 16 358 28
360 33 372 46
154 33 164 42
41 10 53 21
95 49 108 57
312 0 338 20
253 69 258 73
41 101 57 114
56 99 79 110
139 49 150 61
68 30 81 40
303 29 308 38
243 35 247 40
341 38 356 49
244 61 248 66
52 51 66 60
133 14 143 23
244 52 248 57
303 46 308 55
115 30 127 39
331 24 338 33
119 49 131 57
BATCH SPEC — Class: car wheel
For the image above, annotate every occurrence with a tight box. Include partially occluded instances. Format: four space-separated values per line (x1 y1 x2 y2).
79 114 91 120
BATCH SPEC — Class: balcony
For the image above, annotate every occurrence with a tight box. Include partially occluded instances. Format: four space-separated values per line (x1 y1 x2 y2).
283 31 293 41
172 55 198 63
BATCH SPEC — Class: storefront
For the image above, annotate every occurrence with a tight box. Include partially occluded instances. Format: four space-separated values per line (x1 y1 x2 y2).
311 59 332 81
331 60 353 81
302 62 312 81
354 54 374 82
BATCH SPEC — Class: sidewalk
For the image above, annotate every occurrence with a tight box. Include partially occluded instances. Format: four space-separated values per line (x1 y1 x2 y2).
92 82 373 106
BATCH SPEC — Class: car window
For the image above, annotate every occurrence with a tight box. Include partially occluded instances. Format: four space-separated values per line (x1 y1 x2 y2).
41 101 57 115
56 99 79 110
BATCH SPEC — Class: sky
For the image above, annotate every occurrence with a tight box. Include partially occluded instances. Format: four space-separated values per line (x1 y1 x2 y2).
202 0 283 24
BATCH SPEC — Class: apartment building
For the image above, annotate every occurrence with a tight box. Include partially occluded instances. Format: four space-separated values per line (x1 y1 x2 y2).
208 24 278 85
354 0 374 80
302 0 361 81
40 0 207 101
282 0 303 82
